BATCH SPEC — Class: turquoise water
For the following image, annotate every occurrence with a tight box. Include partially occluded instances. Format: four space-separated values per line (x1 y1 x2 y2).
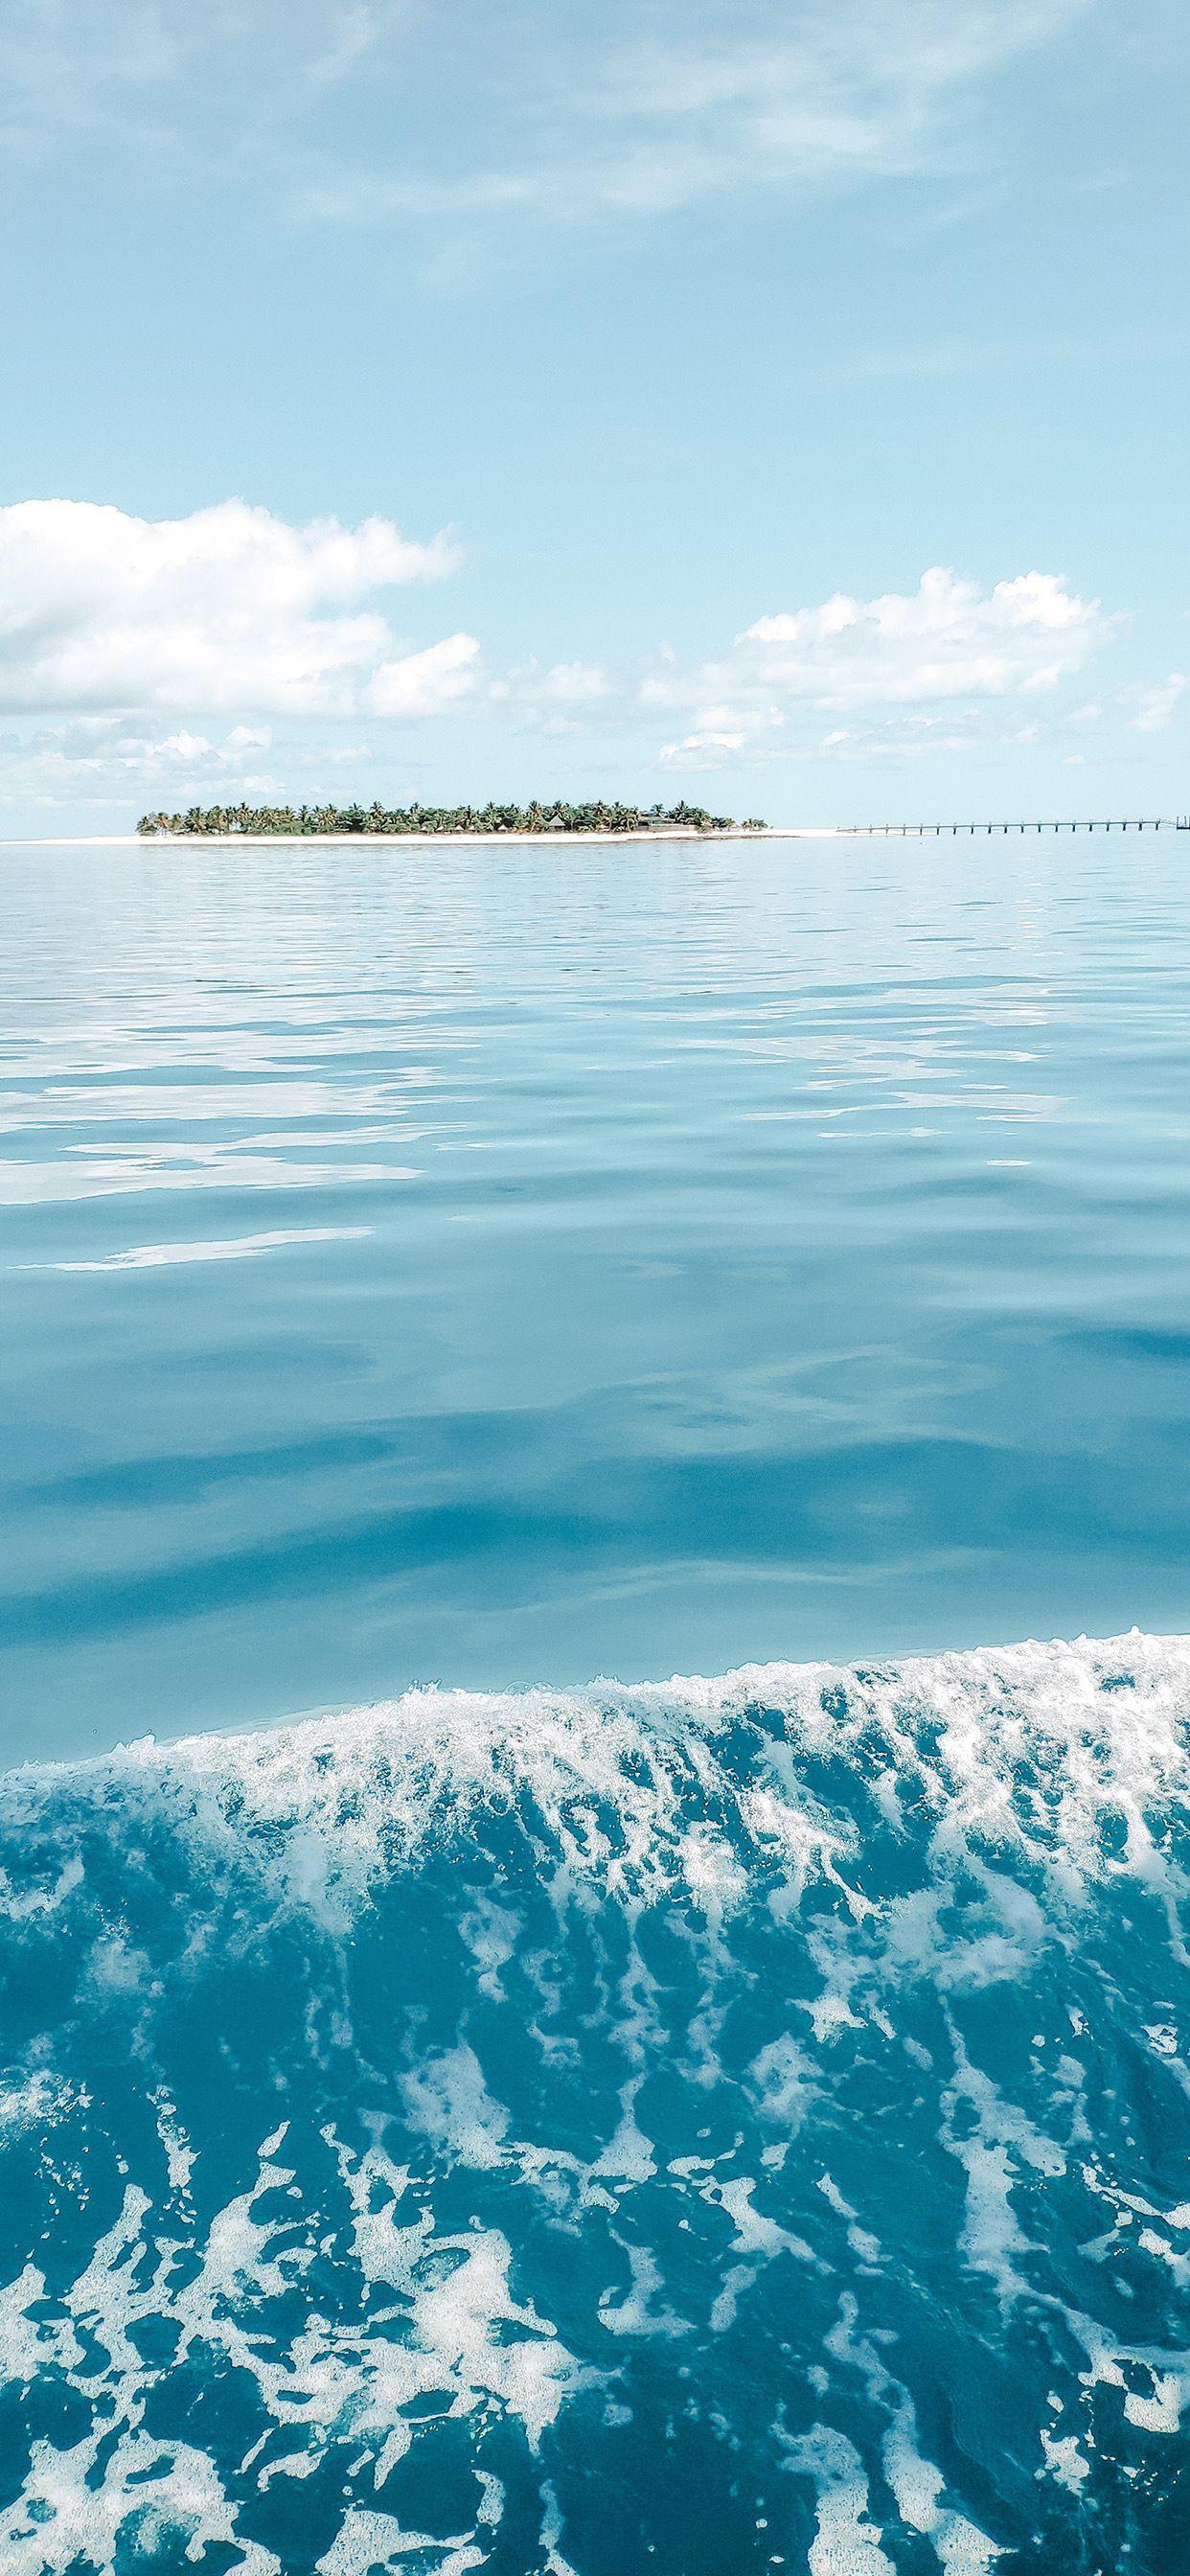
4 831 1190 1759
0 836 1187 2571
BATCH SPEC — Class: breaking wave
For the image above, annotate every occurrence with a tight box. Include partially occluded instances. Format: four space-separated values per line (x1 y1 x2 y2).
0 1634 1187 2572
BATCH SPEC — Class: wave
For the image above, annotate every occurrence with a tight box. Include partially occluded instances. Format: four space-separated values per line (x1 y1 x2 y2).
0 1636 1187 2572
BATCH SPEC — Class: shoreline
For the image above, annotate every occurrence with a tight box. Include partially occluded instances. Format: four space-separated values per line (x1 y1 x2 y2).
2 826 835 847
6 819 1174 848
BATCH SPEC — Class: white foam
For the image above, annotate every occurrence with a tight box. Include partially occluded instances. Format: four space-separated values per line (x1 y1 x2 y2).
539 2479 581 2576
409 2230 577 2449
1040 2424 1089 2494
151 2089 197 2198
748 2035 816 2133
819 2299 1001 2572
941 2028 1066 2308
0 2426 283 2576
0 1855 83 1920
7 1633 1186 1936
882 2405 999 2573
460 1893 520 2000
0 1629 1184 2566
400 2046 509 2172
598 2243 690 2340
0 2071 86 2131
782 2426 896 2575
0 2264 82 2386
315 2508 483 2575
1065 2309 1190 2439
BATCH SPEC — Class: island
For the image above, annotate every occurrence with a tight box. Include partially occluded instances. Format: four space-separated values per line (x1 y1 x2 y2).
137 800 767 838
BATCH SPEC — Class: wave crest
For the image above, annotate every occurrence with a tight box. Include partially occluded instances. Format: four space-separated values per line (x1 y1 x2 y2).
0 1636 1186 2573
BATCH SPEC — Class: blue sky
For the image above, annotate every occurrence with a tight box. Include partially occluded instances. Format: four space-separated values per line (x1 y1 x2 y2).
0 0 1185 829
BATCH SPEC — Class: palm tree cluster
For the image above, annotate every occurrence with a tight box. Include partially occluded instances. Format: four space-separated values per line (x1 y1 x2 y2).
137 799 762 837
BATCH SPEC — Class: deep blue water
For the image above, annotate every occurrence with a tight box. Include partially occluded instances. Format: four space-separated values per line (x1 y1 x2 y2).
3 831 1190 1759
0 836 1187 2573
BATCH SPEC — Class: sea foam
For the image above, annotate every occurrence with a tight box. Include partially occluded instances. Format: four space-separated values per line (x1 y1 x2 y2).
0 1636 1185 2572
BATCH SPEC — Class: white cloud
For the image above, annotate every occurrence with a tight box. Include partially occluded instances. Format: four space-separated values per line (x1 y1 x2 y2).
646 567 1116 763
110 723 274 774
0 499 466 720
490 658 614 714
0 3 406 158
735 569 1110 702
295 0 1090 232
0 504 1155 818
1123 672 1187 734
365 633 481 717
2 3 1089 237
659 730 748 763
0 714 287 812
532 660 613 706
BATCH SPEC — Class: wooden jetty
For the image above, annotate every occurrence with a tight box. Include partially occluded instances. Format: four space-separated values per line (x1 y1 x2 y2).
838 818 1179 837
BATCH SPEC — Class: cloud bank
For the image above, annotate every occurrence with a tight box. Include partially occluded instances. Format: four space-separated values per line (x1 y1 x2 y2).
0 499 469 719
645 568 1116 762
0 496 1153 816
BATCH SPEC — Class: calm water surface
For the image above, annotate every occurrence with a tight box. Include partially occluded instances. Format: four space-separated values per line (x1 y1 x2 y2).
1 834 1187 2575
2 830 1188 1760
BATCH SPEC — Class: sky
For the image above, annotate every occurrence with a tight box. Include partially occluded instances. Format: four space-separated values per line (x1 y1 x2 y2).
0 0 1186 831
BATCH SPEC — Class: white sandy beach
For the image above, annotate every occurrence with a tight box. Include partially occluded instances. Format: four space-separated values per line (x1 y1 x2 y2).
7 826 839 846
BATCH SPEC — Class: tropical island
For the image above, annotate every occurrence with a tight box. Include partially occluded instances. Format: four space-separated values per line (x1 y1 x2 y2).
137 799 766 838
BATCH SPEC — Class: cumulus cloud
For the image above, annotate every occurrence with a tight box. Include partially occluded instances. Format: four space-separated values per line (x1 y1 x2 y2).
0 509 1151 817
0 714 290 814
0 499 467 720
647 567 1116 763
365 633 481 718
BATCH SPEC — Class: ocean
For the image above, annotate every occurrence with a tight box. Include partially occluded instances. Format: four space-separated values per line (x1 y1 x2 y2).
0 833 1187 2569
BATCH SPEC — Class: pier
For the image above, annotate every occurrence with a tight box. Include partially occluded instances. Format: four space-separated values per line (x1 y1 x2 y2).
838 818 1182 836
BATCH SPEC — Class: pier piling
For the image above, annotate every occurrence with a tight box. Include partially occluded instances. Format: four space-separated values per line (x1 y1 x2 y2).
838 817 1170 838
